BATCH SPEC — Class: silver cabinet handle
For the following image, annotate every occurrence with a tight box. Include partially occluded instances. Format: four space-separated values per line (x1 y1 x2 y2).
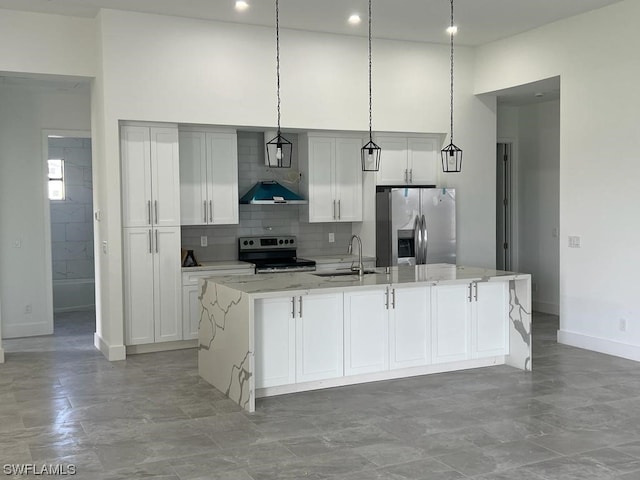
474 282 478 301
291 297 295 318
338 200 341 220
385 288 389 310
409 169 413 183
148 229 152 253
154 200 158 224
155 229 159 253
147 201 152 225
298 296 303 317
203 201 207 223
333 200 336 220
404 169 408 183
209 200 213 223
391 288 396 309
468 283 473 302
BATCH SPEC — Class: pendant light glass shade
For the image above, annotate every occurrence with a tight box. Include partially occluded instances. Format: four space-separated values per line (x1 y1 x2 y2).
265 0 292 168
266 132 292 168
441 0 462 173
361 0 381 172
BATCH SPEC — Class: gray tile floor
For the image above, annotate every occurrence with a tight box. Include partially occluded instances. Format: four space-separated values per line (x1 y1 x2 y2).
2 311 640 479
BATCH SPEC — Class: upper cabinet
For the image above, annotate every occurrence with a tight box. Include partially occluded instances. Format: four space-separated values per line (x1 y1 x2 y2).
374 134 440 186
121 125 181 227
299 133 363 223
179 129 239 225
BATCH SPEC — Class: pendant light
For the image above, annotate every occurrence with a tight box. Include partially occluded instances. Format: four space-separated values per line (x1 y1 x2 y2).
441 0 462 173
265 0 292 168
361 0 381 172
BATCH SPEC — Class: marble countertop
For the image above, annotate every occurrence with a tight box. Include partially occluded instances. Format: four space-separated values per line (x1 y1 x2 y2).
182 261 254 272
204 263 530 298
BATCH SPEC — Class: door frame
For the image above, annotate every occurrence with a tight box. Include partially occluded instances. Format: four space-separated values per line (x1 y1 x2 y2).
42 129 93 334
497 138 519 273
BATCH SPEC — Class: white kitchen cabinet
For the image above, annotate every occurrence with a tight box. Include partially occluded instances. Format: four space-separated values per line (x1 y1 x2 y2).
343 288 389 375
431 283 471 363
299 133 363 223
472 282 509 358
254 292 344 388
121 125 181 228
432 281 509 364
179 129 239 225
296 292 343 383
375 134 439 186
389 285 431 369
254 297 296 389
181 267 254 340
123 226 182 345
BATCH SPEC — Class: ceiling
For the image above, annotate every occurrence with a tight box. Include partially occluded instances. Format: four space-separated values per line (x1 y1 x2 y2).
0 0 626 46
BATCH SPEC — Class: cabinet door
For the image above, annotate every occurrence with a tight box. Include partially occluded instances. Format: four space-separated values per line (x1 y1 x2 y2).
150 127 181 227
182 284 200 340
123 228 155 345
296 292 343 383
344 289 389 375
389 286 431 369
153 227 182 343
408 137 438 185
375 136 408 185
472 282 509 358
307 137 336 222
207 132 239 225
121 126 153 228
431 284 471 363
179 131 208 225
254 297 296 388
334 137 363 222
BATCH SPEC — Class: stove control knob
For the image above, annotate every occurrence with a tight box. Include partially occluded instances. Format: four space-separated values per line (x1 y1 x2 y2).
290 239 295 244
284 239 289 244
243 240 248 246
249 240 254 245
279 239 283 244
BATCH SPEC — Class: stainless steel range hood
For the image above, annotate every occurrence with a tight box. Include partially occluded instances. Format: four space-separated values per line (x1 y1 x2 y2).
239 181 307 205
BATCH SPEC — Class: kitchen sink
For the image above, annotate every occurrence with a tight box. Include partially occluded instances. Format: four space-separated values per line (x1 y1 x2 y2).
312 269 378 277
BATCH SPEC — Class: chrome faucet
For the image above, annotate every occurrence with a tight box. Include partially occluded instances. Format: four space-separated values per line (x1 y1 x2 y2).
348 234 364 277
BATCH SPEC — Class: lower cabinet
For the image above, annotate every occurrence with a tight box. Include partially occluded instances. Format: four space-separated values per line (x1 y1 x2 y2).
432 282 508 364
343 288 390 375
389 286 431 369
254 292 343 388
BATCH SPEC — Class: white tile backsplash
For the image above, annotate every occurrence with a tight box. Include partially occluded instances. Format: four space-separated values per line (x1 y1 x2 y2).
181 131 355 262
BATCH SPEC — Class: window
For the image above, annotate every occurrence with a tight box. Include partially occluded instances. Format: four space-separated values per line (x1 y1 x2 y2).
48 159 65 200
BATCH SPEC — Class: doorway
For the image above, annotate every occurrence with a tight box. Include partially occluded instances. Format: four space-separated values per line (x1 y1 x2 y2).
45 131 96 337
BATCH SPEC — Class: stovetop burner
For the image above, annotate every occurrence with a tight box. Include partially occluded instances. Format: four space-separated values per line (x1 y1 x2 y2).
238 236 316 273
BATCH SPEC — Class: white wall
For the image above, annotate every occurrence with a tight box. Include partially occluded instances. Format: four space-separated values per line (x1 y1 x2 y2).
498 101 560 315
0 84 91 338
478 0 640 360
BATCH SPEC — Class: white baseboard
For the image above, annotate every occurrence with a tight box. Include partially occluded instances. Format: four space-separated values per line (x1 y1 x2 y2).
2 322 52 338
558 330 640 362
54 304 95 314
126 339 198 355
533 300 559 315
94 333 126 361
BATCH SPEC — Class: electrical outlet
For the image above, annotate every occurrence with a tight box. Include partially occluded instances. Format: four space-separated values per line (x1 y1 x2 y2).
620 318 627 332
568 236 581 248
200 236 208 247
14 239 22 248
102 241 108 254
24 304 32 314
328 233 335 243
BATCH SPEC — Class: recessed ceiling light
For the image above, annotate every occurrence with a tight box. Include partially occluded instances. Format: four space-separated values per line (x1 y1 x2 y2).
348 14 361 25
446 25 458 35
235 1 249 11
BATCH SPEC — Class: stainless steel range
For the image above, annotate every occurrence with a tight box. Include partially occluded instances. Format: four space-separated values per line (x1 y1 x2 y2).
238 236 316 274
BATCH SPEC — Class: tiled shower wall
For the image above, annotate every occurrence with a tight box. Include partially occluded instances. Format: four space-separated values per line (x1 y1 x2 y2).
181 131 353 262
49 138 95 309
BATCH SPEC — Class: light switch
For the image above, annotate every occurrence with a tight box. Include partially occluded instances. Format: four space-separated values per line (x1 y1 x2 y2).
201 236 208 247
568 236 581 248
328 233 335 243
102 241 108 254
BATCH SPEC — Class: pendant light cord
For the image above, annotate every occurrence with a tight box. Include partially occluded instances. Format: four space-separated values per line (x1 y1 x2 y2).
276 0 281 135
449 0 455 145
368 0 373 142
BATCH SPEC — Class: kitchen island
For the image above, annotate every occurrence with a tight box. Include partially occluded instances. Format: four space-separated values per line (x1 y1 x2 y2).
198 264 531 412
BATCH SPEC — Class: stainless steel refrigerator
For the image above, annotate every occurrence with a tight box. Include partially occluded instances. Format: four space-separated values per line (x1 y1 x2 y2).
376 187 456 266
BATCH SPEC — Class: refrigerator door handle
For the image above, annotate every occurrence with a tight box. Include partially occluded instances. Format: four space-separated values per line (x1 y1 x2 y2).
421 214 428 265
413 215 422 264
